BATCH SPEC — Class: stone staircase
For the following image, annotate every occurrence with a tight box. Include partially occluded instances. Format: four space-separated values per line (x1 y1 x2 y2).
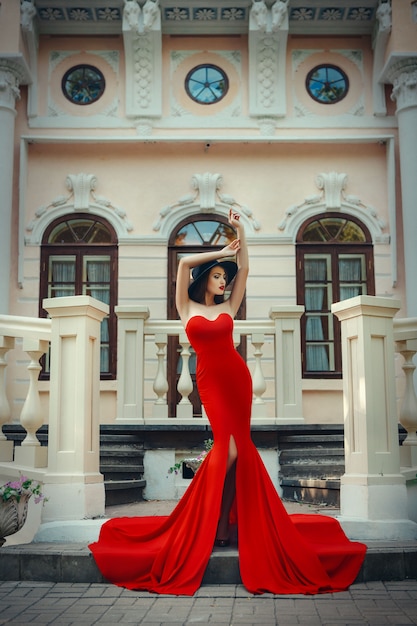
3 425 147 506
278 426 345 506
99 427 146 506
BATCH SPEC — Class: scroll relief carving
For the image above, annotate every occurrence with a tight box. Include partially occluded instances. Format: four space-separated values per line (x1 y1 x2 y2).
278 172 388 242
153 172 261 232
26 173 133 242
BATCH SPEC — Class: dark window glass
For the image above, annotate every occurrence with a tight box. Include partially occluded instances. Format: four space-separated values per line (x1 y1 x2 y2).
185 64 229 104
306 65 349 104
62 65 105 105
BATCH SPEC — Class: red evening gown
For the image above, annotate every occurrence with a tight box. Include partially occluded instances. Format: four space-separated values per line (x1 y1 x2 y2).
89 313 366 596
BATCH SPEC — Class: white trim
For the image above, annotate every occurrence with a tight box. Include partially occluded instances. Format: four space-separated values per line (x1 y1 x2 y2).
20 132 397 144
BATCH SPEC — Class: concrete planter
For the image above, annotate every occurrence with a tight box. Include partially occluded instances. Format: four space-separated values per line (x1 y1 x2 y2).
0 494 31 547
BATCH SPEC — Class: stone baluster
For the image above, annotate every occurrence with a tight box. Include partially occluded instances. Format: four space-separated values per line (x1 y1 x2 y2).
0 336 15 461
251 333 267 418
14 338 49 468
394 318 417 472
396 341 417 446
177 333 193 419
152 333 168 418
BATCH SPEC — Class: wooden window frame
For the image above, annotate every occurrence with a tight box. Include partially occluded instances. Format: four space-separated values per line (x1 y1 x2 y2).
39 214 118 380
296 214 375 379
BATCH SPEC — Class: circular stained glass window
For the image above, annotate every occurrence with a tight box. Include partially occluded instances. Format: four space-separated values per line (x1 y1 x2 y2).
62 65 105 105
306 64 349 104
185 64 229 105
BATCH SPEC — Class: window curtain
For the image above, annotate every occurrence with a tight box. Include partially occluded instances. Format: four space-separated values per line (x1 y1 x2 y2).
86 260 111 373
51 260 75 297
305 259 329 371
339 258 363 300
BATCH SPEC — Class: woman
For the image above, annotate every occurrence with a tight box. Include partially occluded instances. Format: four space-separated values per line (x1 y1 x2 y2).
89 209 366 596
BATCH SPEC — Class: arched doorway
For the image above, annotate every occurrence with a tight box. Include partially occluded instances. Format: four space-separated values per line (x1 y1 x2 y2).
167 214 246 416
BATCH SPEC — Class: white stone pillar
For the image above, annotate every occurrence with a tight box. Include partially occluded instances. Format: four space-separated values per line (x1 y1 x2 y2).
115 305 149 423
385 60 417 317
0 63 21 314
269 306 304 424
332 295 417 540
41 296 109 522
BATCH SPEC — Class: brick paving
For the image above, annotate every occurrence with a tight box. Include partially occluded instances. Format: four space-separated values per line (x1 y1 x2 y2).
0 581 416 625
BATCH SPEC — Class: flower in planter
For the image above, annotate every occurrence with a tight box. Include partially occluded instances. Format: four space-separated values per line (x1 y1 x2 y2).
0 475 47 505
167 438 214 476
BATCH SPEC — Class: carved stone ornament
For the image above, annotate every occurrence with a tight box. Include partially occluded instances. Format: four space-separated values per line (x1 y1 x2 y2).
391 68 417 112
153 172 260 233
0 67 21 109
25 173 134 244
20 0 37 32
278 171 388 244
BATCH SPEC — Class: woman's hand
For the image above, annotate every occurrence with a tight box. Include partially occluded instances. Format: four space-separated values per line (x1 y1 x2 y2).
218 238 240 258
228 208 241 229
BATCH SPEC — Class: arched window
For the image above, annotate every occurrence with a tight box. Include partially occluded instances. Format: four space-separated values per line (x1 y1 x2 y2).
39 214 118 379
296 214 375 378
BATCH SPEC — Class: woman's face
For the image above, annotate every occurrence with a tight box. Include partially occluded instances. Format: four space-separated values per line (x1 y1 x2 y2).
206 266 227 298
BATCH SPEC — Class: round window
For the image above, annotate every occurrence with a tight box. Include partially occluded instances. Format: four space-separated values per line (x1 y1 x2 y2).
185 64 229 105
62 65 106 105
305 64 349 104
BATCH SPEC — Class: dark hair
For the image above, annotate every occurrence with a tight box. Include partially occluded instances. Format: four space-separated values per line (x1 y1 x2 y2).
189 266 226 305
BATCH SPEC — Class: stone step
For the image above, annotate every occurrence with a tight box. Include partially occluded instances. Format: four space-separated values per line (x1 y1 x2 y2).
280 464 344 479
280 448 345 459
1 542 416 586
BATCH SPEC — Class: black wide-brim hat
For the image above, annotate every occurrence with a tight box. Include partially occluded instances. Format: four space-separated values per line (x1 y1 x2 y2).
188 259 238 299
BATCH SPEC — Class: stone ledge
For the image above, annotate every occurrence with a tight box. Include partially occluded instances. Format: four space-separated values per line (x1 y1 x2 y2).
1 542 416 585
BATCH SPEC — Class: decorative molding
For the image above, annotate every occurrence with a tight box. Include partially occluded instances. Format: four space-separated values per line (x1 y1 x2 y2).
248 1 289 118
25 173 134 244
152 172 261 236
278 171 389 244
390 68 417 113
371 1 391 117
0 67 21 110
123 0 162 119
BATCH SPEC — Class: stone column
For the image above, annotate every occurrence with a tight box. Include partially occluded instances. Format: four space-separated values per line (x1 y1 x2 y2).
332 295 417 540
41 296 109 522
0 62 21 314
385 60 417 317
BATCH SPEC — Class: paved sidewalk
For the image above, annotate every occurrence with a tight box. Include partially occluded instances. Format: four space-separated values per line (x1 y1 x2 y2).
0 580 417 625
